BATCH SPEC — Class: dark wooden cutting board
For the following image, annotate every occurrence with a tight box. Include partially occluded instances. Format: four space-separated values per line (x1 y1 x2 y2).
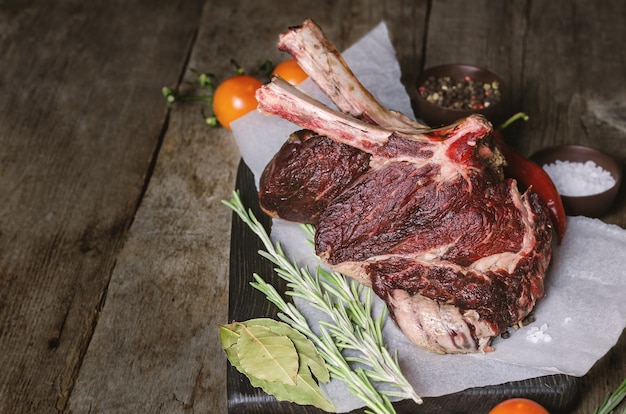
227 160 579 414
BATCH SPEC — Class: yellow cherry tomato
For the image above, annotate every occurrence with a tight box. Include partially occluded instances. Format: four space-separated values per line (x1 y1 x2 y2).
488 398 550 414
212 74 262 129
271 59 308 85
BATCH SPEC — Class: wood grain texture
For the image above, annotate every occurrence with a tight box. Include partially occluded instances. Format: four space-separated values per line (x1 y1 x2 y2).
0 0 623 413
0 1 205 412
517 5 626 409
64 2 241 412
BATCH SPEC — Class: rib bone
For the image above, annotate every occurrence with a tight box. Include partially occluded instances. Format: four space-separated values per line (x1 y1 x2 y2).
278 18 426 130
256 76 492 169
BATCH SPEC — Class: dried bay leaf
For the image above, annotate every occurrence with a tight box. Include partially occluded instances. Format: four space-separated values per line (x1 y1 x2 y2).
219 324 241 365
246 318 330 383
246 360 335 412
219 319 334 412
238 323 299 385
219 324 240 349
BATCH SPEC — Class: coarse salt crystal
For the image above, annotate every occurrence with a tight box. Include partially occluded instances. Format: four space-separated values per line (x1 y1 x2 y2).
526 323 552 344
542 160 615 196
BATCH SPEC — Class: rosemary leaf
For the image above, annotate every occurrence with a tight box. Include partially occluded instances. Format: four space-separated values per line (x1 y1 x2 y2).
223 191 422 413
594 377 626 414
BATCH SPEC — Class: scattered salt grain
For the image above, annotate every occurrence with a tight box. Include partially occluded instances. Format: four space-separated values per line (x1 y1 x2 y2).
542 160 615 196
526 323 552 344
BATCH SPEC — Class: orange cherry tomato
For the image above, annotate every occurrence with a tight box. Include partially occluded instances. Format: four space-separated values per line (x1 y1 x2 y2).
271 59 308 85
212 74 263 129
488 398 550 414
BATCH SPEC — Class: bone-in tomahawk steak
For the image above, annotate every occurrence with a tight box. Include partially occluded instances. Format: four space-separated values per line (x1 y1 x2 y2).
256 19 553 354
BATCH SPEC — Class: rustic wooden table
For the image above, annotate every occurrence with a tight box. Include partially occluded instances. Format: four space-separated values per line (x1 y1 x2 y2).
1 1 624 413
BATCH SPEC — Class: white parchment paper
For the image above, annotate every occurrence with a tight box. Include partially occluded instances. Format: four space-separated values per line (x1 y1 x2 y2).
231 22 626 412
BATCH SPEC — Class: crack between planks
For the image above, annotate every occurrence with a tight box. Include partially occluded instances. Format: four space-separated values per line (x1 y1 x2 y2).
54 274 108 413
133 25 201 224
55 262 113 413
55 26 202 414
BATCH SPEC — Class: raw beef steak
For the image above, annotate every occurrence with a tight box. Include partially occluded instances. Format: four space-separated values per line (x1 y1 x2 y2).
255 20 553 353
259 129 370 224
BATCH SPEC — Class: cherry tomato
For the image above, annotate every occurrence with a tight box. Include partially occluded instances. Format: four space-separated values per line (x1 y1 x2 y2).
212 74 263 129
271 59 308 85
488 398 550 414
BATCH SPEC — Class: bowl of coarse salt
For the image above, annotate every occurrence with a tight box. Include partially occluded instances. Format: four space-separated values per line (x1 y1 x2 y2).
531 145 623 217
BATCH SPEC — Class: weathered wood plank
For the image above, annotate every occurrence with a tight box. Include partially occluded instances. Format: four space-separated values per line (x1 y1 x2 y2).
520 0 626 228
520 2 626 412
0 1 205 412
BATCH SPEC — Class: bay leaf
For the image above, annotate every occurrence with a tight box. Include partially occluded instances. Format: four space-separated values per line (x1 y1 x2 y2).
219 319 334 411
219 324 240 349
245 318 330 383
218 324 241 365
247 361 335 412
238 323 299 385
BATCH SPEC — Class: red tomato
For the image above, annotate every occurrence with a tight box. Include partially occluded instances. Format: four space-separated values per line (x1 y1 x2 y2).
271 59 308 85
488 398 550 414
212 74 262 129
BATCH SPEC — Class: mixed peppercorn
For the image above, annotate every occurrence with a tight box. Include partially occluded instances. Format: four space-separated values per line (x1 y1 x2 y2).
418 75 502 110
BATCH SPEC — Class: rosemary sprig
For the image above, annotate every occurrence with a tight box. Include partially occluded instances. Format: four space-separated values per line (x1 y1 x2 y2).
298 223 417 400
223 191 422 414
594 377 626 414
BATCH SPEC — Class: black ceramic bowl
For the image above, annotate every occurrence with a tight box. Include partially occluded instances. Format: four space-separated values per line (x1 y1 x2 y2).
414 64 508 127
530 145 623 217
